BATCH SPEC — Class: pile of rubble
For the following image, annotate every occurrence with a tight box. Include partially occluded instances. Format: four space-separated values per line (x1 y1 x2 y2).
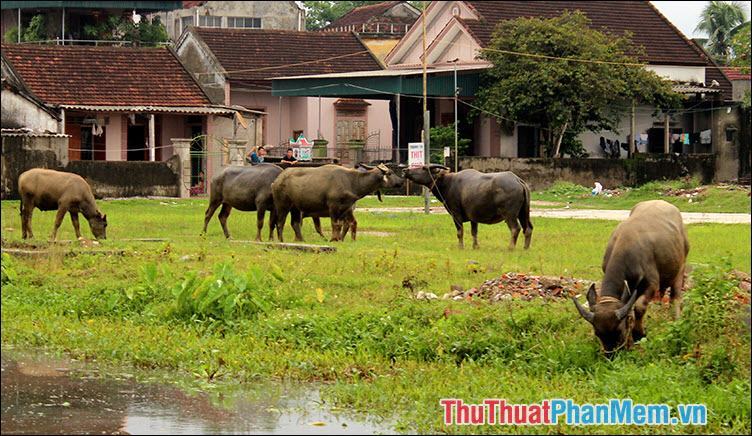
415 273 592 303
660 186 706 198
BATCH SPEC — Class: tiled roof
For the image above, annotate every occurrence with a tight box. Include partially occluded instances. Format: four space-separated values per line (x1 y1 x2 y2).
192 27 382 89
327 1 416 29
182 1 205 8
722 67 751 81
1 44 210 106
463 1 709 66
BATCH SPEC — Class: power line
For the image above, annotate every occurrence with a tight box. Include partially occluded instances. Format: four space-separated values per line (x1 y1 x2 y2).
196 50 371 77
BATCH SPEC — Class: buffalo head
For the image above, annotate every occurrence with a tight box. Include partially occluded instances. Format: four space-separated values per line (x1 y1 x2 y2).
360 163 404 188
572 281 639 357
403 165 450 187
89 211 107 240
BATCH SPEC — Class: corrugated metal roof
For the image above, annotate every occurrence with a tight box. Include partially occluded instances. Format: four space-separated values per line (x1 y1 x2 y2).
672 85 721 94
59 105 265 115
1 128 69 137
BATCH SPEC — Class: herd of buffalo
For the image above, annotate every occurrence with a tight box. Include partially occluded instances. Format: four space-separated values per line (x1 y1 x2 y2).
16 163 689 356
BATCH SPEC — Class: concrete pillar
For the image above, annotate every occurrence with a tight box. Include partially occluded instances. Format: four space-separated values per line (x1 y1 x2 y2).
663 113 670 154
149 114 156 161
226 139 248 166
172 138 192 198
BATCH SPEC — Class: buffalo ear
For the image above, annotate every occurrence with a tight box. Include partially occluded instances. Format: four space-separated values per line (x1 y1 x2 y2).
586 283 597 310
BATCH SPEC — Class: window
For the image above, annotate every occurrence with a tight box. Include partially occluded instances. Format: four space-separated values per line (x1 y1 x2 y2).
181 16 194 31
227 16 261 28
336 120 366 145
199 15 222 27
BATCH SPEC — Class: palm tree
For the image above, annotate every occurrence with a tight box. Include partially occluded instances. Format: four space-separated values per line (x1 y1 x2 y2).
695 1 748 64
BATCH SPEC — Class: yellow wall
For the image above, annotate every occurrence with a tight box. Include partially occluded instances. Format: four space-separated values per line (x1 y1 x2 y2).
362 38 400 63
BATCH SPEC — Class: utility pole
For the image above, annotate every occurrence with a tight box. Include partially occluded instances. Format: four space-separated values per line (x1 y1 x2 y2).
422 0 430 214
453 58 459 172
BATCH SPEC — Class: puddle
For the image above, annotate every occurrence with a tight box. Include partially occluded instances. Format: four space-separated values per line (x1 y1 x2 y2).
1 348 396 435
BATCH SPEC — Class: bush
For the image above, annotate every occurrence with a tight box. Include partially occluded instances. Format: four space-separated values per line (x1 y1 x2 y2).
171 261 283 324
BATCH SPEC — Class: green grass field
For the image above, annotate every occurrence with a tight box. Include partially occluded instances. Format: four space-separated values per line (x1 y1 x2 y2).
1 197 750 433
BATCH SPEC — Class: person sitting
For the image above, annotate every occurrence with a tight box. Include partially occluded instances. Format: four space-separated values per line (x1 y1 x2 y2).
281 148 298 165
246 146 266 165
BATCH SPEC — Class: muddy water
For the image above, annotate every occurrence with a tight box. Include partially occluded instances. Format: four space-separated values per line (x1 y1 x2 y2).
1 349 395 435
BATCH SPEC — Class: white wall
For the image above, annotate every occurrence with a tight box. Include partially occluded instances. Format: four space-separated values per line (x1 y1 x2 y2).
105 114 122 161
1 90 59 133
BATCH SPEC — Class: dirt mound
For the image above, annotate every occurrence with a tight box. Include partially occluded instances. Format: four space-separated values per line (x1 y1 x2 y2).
442 273 593 302
661 186 707 198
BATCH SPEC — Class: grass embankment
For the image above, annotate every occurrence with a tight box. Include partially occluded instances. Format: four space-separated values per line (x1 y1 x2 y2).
356 180 751 213
1 199 750 433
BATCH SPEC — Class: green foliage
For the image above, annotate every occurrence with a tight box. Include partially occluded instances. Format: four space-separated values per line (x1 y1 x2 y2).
303 1 381 30
648 262 749 383
730 21 751 107
4 27 19 43
1 253 17 285
428 124 471 163
474 11 682 158
172 261 283 324
84 15 168 46
696 1 748 64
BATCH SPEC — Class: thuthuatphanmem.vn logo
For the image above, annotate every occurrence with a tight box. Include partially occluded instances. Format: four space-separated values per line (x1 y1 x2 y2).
440 399 707 426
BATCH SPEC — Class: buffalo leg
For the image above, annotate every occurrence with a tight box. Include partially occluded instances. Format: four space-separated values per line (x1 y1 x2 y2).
255 209 265 242
312 217 326 239
202 199 222 235
454 219 464 249
268 208 277 241
50 207 68 241
21 199 34 239
276 206 290 242
522 220 533 250
632 294 650 342
470 221 479 249
70 211 82 239
505 218 521 250
669 265 685 320
218 204 232 239
349 214 357 241
290 209 304 242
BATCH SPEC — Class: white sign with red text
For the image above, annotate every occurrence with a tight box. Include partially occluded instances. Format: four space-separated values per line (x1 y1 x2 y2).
408 142 424 168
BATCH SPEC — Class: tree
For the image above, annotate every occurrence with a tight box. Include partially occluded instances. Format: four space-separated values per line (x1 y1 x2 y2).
303 1 425 30
84 14 168 46
429 124 471 163
695 1 748 64
730 21 751 106
474 11 681 158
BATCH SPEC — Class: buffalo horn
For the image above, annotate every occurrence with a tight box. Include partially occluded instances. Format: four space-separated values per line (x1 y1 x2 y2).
428 164 450 170
572 297 595 324
615 283 640 321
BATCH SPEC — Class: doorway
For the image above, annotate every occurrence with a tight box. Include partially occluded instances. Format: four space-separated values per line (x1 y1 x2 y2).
517 126 540 158
127 125 146 161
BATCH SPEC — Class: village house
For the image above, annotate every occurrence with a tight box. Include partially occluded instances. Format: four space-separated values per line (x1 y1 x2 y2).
273 1 744 180
151 1 305 41
174 26 392 163
1 1 181 44
321 1 420 62
722 67 751 103
1 43 263 193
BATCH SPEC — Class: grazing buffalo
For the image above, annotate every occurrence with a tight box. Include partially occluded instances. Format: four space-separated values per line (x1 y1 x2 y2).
18 168 107 240
272 163 402 242
573 200 689 356
203 164 282 240
403 165 532 250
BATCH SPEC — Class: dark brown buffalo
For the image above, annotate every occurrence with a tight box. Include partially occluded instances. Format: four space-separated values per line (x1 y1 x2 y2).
403 165 532 249
202 164 282 240
573 200 689 356
272 164 402 242
18 168 107 240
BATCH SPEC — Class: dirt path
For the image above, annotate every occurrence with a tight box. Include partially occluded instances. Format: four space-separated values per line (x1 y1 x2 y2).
359 207 751 224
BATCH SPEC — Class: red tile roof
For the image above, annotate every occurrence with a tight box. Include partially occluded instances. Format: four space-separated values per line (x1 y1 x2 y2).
1 44 210 106
182 1 205 8
192 27 383 89
463 1 709 66
723 67 751 81
327 1 416 29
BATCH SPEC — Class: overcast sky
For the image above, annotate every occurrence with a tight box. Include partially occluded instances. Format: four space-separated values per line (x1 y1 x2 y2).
651 1 751 39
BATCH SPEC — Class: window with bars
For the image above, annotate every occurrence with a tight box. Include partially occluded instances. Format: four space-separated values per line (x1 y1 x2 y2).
181 16 194 31
336 120 366 145
199 15 222 27
227 17 261 28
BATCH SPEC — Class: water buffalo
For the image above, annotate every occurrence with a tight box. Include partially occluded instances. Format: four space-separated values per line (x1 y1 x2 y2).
272 163 402 242
18 168 107 240
573 200 689 356
403 165 532 250
203 163 283 240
